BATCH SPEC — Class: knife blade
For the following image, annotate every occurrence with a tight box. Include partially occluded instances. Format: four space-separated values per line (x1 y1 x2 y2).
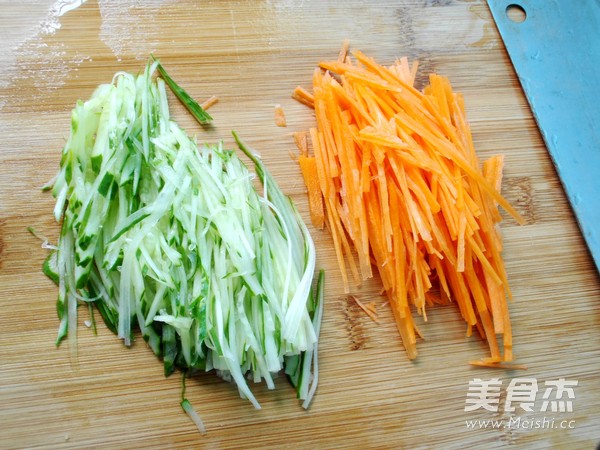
487 0 600 273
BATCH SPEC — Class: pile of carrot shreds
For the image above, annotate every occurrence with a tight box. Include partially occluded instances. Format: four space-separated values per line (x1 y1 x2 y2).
292 41 526 369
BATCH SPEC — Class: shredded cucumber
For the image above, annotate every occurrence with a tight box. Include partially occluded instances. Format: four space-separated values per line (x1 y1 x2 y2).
46 60 324 412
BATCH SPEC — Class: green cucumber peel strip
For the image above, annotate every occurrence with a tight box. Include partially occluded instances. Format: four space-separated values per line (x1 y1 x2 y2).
151 55 213 125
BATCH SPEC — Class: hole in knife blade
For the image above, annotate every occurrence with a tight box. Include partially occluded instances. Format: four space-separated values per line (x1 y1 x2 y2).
506 4 527 23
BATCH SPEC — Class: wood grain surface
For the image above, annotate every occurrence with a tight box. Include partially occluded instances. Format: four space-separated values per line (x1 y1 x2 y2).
1 1 599 449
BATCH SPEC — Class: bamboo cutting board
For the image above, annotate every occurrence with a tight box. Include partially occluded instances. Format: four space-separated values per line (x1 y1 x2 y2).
1 1 599 449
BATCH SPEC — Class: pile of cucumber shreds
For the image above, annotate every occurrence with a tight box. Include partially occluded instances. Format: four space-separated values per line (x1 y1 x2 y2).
44 59 324 432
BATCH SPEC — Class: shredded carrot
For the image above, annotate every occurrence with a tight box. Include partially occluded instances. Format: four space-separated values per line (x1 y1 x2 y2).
294 43 524 365
274 104 287 127
200 95 219 111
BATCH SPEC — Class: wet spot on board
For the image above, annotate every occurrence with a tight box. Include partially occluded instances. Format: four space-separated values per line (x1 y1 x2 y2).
467 2 499 49
424 0 454 6
0 1 98 114
504 177 536 224
341 296 369 351
394 0 497 64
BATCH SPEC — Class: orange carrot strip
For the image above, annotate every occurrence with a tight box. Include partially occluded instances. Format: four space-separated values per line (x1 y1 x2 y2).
292 86 315 109
469 361 527 370
463 249 500 360
298 155 325 230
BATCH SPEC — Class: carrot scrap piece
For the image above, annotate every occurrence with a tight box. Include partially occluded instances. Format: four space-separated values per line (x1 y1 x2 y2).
337 39 350 63
200 95 219 111
274 104 287 127
292 131 309 157
365 301 377 314
350 295 380 324
293 42 524 366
